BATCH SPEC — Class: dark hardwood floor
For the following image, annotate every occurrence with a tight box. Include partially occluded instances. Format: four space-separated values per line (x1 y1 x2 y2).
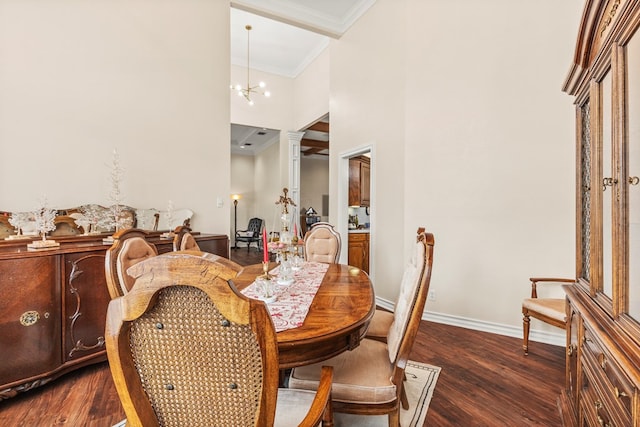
0 246 565 426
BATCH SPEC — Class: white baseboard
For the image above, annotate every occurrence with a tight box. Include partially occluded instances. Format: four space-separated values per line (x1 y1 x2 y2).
375 297 565 348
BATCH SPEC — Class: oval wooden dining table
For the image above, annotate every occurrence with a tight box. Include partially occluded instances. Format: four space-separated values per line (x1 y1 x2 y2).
231 262 376 369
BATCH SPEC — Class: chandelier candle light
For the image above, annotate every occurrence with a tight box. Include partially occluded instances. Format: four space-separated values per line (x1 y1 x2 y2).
231 25 271 106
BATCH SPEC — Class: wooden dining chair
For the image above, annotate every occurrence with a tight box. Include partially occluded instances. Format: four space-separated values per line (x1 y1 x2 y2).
105 228 158 299
522 277 574 355
105 253 334 427
303 222 341 264
172 225 200 251
289 228 434 427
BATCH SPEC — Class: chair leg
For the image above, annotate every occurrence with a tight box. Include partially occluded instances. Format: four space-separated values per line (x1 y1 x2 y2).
523 312 530 356
388 408 400 427
399 372 409 410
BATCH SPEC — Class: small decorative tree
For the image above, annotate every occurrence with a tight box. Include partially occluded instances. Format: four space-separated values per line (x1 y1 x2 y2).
27 197 60 249
108 149 125 232
161 200 175 238
7 212 31 239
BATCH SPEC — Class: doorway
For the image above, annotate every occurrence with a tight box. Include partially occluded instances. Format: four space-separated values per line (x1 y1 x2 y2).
340 147 374 278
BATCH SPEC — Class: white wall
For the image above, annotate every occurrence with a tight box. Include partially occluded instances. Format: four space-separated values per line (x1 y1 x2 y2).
329 0 583 341
0 0 230 234
330 0 407 302
293 48 330 130
230 154 255 244
300 157 329 219
254 142 282 235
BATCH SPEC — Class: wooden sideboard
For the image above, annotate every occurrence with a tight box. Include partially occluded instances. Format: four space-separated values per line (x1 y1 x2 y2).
0 232 228 400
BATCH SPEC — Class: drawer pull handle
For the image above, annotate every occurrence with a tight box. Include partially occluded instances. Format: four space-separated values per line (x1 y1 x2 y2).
597 415 611 427
629 176 640 185
583 336 593 343
598 354 607 370
614 386 628 398
567 344 577 356
20 311 40 326
594 401 603 410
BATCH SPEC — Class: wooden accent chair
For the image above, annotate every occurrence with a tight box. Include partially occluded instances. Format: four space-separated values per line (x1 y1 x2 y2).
172 225 200 251
522 277 574 355
235 217 264 252
303 222 341 264
105 228 158 299
105 253 334 427
289 228 434 427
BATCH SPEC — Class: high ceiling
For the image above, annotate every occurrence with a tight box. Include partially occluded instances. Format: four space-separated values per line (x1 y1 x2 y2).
230 1 375 157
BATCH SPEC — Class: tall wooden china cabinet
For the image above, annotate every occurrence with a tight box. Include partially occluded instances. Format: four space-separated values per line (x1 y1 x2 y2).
559 1 640 425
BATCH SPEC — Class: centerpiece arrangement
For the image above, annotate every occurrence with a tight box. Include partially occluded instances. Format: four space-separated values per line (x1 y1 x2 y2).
264 188 304 285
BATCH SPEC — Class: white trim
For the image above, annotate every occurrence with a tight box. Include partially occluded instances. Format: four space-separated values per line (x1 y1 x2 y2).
375 297 565 348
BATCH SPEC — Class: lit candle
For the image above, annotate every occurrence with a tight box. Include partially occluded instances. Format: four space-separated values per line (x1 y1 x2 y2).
262 228 268 263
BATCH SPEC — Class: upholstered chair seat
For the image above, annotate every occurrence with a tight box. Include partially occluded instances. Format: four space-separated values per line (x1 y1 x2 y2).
522 298 565 322
290 338 395 404
365 310 395 342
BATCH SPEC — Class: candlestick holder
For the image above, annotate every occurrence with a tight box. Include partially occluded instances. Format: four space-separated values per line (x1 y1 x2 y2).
259 261 272 280
256 261 276 303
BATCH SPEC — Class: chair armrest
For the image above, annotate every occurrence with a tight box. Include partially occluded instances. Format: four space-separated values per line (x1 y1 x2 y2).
529 277 574 298
298 366 333 427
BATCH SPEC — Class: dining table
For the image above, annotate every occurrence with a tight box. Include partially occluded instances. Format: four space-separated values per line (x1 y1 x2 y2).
231 261 376 369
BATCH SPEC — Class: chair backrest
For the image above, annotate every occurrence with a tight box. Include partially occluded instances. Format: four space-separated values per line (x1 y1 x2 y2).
104 253 280 427
105 228 158 299
247 217 263 235
386 228 435 365
303 222 341 264
172 225 200 251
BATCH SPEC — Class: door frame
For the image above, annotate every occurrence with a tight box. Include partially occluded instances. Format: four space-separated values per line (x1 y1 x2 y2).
338 144 374 280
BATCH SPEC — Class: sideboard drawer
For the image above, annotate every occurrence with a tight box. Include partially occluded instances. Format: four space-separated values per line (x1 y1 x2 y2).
582 325 635 421
580 365 617 427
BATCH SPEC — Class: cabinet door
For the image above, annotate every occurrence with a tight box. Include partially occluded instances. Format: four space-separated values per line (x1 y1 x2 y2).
349 159 361 206
361 161 370 207
63 252 109 361
625 33 640 321
566 301 580 409
0 256 61 390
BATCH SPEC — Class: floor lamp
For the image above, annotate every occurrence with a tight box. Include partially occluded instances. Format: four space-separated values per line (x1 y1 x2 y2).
232 194 241 249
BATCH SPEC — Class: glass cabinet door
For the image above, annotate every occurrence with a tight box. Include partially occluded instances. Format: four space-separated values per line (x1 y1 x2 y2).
626 33 640 320
599 70 614 300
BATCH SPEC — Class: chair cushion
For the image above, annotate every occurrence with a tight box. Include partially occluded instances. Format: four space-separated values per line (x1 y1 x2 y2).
117 237 156 292
522 298 566 322
305 228 339 263
274 388 323 427
289 338 396 404
387 240 425 363
180 233 199 251
366 309 395 340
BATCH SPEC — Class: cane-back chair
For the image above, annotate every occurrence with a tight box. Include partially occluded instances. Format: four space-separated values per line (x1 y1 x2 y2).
105 253 334 427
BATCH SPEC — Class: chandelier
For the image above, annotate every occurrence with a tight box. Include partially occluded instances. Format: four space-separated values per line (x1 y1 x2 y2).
231 25 270 106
